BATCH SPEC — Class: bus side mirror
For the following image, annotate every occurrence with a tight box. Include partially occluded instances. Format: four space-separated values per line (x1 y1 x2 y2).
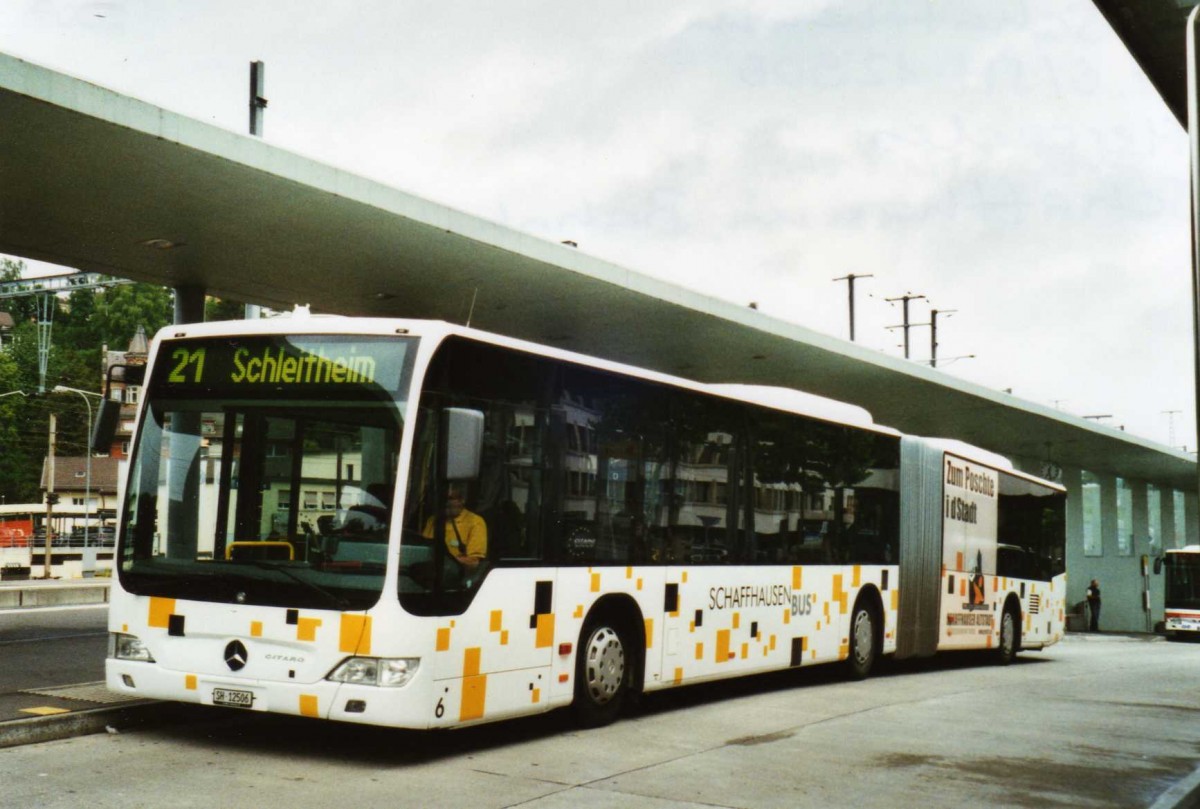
92 398 122 453
1154 556 1164 575
443 408 484 481
93 362 145 454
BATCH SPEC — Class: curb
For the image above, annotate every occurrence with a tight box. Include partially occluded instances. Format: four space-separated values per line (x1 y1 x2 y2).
0 583 110 609
0 700 172 749
1152 763 1200 809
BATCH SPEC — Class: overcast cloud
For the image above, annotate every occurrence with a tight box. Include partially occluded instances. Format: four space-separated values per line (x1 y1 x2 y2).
3 0 1193 448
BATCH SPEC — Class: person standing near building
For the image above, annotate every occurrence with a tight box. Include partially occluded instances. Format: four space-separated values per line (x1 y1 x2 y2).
1086 579 1102 632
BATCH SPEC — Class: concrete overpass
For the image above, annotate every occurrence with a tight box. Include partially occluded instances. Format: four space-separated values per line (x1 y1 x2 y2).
0 47 1194 630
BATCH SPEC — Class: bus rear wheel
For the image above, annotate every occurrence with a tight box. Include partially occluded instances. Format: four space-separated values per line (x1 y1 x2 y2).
573 614 632 728
846 602 877 680
996 606 1019 666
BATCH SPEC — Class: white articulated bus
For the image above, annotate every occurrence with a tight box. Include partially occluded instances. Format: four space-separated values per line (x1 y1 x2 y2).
105 314 1066 729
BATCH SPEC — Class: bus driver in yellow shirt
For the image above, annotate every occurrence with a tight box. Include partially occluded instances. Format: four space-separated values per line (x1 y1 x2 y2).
423 485 487 570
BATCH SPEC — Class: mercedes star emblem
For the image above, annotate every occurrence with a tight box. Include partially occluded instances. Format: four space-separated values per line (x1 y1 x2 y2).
224 640 248 671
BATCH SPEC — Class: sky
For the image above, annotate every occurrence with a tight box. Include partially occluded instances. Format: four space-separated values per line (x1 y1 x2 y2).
2 1 1194 450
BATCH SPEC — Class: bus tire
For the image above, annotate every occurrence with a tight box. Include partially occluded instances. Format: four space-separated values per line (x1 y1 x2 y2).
573 612 633 728
845 600 878 680
996 605 1019 666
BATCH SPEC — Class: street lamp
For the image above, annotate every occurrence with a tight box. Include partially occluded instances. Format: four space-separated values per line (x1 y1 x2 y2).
53 385 102 548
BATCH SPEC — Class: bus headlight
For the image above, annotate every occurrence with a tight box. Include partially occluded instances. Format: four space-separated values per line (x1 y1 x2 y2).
327 657 419 688
109 633 156 663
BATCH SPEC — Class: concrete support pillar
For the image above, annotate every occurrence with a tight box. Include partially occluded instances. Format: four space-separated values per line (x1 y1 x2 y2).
1187 491 1200 545
1061 466 1085 606
1162 488 1178 549
168 283 205 558
1099 472 1118 557
1131 482 1150 555
1062 466 1083 536
173 284 206 325
1008 454 1040 478
1130 482 1156 632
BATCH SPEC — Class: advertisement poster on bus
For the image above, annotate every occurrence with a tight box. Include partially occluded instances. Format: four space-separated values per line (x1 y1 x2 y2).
940 454 999 648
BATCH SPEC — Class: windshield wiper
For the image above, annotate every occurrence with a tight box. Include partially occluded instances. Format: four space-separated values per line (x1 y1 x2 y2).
238 560 352 611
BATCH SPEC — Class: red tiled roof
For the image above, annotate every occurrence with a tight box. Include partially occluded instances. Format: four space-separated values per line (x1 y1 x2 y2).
39 456 121 494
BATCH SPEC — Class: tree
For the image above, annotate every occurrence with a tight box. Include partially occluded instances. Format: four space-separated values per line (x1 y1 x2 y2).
1 305 97 393
206 296 245 322
0 274 182 506
62 285 102 346
97 283 172 347
0 350 37 503
0 258 37 324
6 313 51 393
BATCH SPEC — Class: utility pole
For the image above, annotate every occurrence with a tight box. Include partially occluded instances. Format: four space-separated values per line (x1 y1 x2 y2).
929 309 957 368
885 292 925 359
246 60 268 322
43 413 56 578
35 293 53 394
1164 410 1182 448
832 274 873 342
249 60 268 137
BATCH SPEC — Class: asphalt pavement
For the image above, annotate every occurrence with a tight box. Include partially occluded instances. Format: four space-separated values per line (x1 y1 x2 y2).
0 577 169 748
2 578 1199 808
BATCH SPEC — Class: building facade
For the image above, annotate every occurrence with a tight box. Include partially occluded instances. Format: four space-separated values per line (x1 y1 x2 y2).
1011 456 1198 632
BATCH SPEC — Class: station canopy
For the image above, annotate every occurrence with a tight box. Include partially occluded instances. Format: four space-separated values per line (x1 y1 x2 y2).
0 50 1194 489
1092 0 1198 129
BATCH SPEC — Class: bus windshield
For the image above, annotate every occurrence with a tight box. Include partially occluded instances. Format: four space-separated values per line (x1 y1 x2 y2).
118 335 415 611
1166 553 1200 611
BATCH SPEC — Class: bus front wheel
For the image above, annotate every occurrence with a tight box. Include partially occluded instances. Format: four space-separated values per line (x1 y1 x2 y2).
573 614 632 727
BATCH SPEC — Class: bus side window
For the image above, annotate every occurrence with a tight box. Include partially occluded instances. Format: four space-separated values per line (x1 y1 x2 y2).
554 366 671 566
670 393 742 566
593 430 643 562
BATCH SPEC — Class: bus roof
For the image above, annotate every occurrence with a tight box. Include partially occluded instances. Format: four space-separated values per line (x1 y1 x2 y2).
918 437 1066 492
706 384 883 433
922 438 1014 472
152 314 900 436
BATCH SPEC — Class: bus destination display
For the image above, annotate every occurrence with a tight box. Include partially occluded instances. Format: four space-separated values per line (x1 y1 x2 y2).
151 336 410 395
